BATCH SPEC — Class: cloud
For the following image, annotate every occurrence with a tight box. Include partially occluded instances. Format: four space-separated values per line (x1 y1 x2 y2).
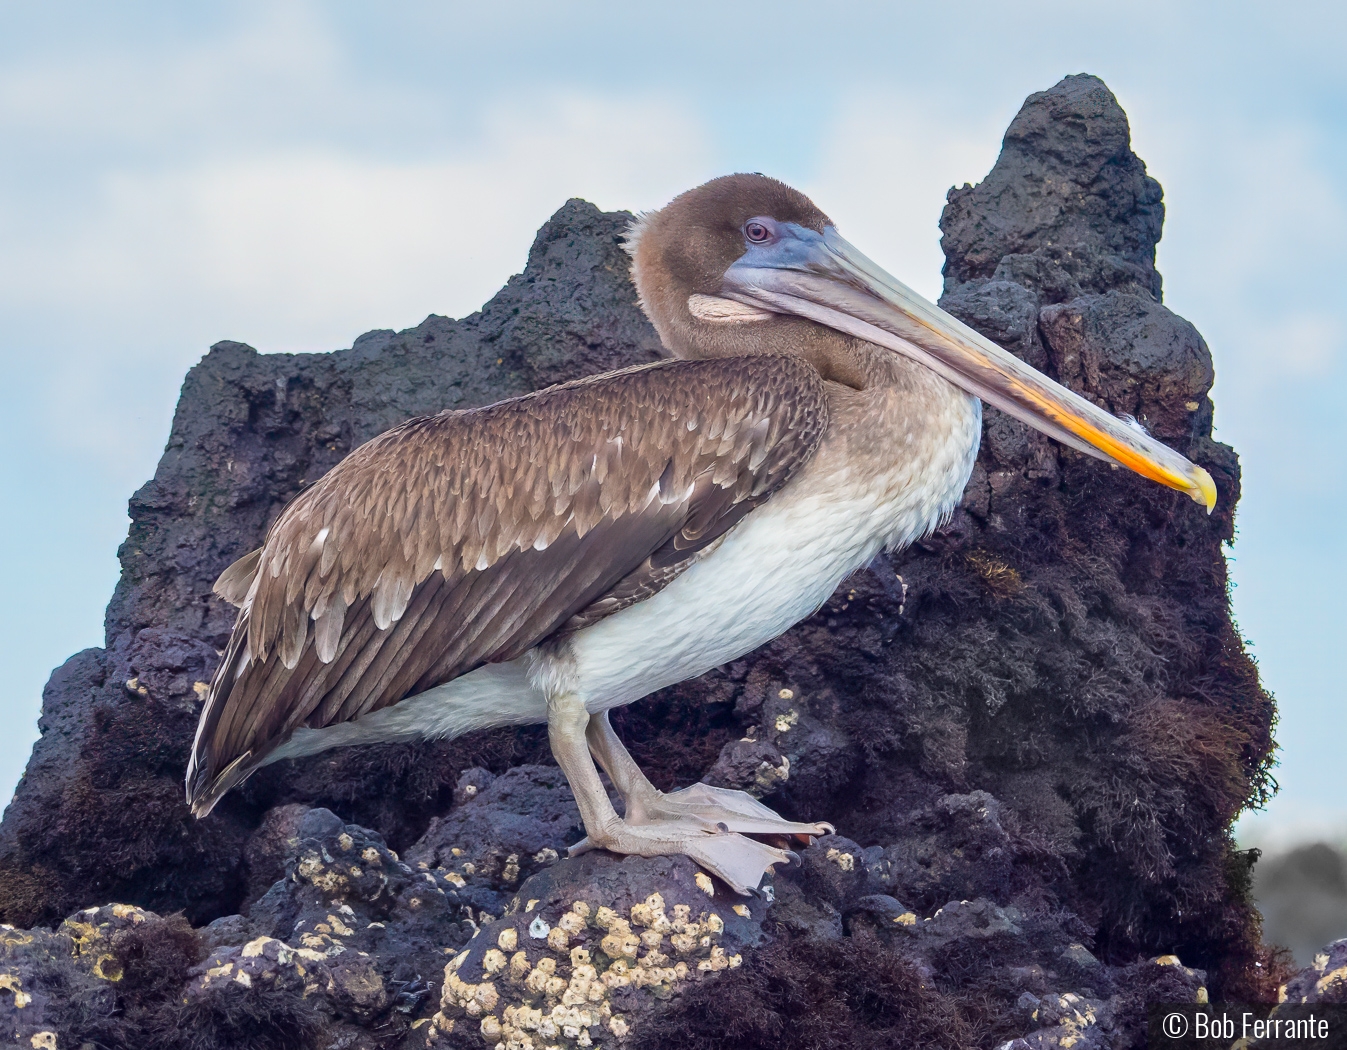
0 4 350 151
805 91 1004 302
0 93 711 470
10 94 710 334
1140 114 1346 379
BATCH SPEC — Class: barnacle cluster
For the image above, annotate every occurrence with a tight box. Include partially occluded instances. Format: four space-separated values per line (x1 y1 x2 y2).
427 892 741 1048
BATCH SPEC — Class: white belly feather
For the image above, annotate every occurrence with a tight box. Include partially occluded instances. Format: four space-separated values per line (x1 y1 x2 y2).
568 466 956 711
267 386 980 765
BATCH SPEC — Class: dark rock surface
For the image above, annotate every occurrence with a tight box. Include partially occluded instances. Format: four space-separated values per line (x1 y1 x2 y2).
1281 937 1347 1005
941 73 1166 303
0 74 1298 1048
0 199 663 932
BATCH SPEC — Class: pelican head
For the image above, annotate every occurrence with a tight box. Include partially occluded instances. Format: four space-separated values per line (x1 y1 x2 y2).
627 173 1216 511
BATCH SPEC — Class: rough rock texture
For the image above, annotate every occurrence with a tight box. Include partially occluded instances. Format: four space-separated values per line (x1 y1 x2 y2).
1281 937 1347 1005
941 73 1166 304
0 200 662 931
0 74 1299 1048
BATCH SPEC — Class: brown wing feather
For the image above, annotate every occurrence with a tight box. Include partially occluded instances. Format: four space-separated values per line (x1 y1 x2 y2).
213 547 261 606
187 355 827 812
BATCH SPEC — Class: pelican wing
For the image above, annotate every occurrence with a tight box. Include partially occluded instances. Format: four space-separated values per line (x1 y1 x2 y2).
187 355 828 812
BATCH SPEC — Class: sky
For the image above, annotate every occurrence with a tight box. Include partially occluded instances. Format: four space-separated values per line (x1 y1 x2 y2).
0 1 1343 853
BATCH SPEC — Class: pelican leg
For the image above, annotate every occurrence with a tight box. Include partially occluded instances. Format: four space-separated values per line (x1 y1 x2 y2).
548 694 793 895
584 709 834 840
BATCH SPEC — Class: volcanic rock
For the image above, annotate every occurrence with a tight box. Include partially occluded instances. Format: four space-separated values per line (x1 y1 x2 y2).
0 74 1291 1048
1281 937 1347 1005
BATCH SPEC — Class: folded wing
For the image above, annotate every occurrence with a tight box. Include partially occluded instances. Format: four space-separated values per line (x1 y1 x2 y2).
186 355 828 814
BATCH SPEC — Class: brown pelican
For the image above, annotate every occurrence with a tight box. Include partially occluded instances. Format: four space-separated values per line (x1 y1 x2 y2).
187 175 1215 894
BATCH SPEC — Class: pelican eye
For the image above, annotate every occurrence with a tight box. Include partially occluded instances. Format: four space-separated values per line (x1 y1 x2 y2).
744 220 772 243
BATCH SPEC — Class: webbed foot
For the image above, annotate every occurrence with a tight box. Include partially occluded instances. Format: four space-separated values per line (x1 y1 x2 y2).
637 781 834 841
568 817 796 896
